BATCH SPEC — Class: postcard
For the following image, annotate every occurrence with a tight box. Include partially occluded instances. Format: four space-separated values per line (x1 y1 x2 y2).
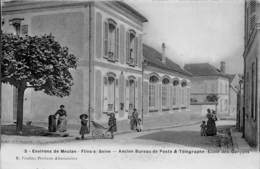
1 0 259 169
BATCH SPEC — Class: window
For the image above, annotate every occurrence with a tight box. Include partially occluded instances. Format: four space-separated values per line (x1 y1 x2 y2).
172 79 179 106
9 18 25 35
181 81 187 106
104 19 119 61
149 75 159 109
103 73 117 112
162 78 170 108
126 30 137 66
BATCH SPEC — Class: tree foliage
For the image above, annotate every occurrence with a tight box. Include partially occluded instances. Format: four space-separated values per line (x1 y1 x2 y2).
1 33 78 97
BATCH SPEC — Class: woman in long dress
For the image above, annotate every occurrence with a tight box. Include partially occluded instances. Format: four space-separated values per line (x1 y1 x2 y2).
206 109 217 136
55 105 67 132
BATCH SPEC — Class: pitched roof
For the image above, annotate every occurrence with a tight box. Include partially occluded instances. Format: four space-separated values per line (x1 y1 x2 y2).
3 1 148 23
225 74 236 82
143 44 191 76
184 63 228 78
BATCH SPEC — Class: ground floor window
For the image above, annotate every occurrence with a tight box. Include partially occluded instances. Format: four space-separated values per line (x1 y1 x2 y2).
149 75 159 110
149 84 156 108
103 74 116 112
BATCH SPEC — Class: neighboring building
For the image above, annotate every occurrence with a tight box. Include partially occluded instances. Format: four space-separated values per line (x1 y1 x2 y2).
142 43 192 115
226 74 241 118
184 62 230 117
236 75 244 132
243 0 259 148
2 1 147 124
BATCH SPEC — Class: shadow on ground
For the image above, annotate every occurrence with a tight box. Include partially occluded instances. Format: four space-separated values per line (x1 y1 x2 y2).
135 130 221 149
1 124 48 136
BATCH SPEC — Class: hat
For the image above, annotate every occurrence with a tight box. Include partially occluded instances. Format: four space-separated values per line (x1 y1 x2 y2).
80 114 88 119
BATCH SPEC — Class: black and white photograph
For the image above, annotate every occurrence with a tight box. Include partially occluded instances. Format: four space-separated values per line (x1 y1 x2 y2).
1 0 259 169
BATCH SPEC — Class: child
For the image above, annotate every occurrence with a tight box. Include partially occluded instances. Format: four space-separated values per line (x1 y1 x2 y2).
200 121 207 136
136 118 143 132
79 114 89 139
106 112 117 139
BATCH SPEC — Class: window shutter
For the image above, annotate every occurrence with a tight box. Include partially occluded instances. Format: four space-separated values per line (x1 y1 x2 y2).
21 24 28 35
125 79 129 111
104 21 108 58
126 31 130 64
138 36 142 68
115 27 119 61
96 12 102 59
134 37 138 66
135 80 138 109
103 76 108 111
115 79 119 112
119 25 125 64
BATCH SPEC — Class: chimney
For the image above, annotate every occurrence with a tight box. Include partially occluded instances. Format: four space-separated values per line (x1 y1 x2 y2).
162 43 166 64
220 61 226 73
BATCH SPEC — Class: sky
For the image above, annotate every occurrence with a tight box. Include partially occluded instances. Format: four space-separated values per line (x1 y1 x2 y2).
128 0 245 74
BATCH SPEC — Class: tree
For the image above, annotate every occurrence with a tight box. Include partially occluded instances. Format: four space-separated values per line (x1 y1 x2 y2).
1 33 77 133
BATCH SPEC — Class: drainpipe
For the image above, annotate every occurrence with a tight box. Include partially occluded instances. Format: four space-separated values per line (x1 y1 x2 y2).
88 3 92 132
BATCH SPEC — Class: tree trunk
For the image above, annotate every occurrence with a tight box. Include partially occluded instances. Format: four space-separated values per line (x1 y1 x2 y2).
16 86 25 134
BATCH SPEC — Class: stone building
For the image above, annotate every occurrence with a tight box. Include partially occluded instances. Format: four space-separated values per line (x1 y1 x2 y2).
142 44 191 115
184 62 230 117
243 0 259 148
226 74 241 118
2 1 147 125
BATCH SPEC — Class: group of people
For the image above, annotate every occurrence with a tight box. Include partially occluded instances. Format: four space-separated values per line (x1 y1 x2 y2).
53 104 142 140
200 109 218 136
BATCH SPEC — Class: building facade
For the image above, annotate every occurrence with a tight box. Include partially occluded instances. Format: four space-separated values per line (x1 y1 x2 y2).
143 44 191 115
227 74 241 118
243 0 259 148
2 1 147 124
184 63 230 117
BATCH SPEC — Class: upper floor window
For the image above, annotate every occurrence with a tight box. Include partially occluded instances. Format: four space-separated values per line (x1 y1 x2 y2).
126 29 138 66
104 19 119 62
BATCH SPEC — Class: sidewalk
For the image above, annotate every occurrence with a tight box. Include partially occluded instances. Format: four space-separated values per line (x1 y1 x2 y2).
1 120 201 144
231 127 253 152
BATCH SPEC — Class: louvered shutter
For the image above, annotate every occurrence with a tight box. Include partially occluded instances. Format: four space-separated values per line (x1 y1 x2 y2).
119 24 125 64
119 73 125 117
138 77 142 113
115 79 119 112
135 80 138 109
115 27 119 61
95 70 102 120
96 12 102 59
103 76 108 111
138 36 142 68
103 21 108 58
126 31 130 64
125 79 129 112
134 37 138 66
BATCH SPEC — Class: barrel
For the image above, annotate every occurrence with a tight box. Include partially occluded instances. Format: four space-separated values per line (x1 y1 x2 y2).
48 115 57 132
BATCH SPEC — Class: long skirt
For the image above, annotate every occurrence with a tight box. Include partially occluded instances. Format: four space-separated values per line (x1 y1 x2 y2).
206 119 217 136
57 116 67 132
79 125 89 135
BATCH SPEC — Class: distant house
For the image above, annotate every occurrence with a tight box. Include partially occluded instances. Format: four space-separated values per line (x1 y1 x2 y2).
184 62 230 117
142 43 192 114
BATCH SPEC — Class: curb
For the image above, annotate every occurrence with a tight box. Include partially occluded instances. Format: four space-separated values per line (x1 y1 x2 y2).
114 120 201 136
